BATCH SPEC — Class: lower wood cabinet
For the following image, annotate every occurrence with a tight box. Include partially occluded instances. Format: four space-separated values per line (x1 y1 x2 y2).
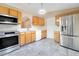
26 32 32 44
20 32 26 46
20 31 36 46
54 31 60 43
31 32 36 42
41 30 47 39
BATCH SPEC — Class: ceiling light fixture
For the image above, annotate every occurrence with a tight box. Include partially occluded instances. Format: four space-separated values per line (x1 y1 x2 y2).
38 3 46 15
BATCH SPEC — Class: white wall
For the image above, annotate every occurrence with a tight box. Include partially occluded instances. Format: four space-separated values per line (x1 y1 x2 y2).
46 17 60 39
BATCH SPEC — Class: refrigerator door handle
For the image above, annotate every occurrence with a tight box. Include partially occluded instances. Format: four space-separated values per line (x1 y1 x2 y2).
61 26 64 32
65 26 66 30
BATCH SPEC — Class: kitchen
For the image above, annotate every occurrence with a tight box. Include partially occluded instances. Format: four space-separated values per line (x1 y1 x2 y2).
0 3 79 56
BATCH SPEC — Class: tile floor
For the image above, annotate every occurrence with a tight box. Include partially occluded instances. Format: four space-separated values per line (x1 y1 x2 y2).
4 38 79 56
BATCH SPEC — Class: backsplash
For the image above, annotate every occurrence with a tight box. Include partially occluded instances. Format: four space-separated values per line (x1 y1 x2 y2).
0 24 19 32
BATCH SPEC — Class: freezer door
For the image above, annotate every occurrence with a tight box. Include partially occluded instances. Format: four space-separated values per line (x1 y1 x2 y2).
61 35 73 49
73 14 79 36
73 36 79 51
68 36 73 49
61 35 69 47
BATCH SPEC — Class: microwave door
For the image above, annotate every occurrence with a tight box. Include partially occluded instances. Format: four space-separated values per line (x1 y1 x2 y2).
0 15 18 25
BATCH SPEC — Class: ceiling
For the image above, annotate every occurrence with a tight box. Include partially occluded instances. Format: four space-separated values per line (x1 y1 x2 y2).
4 3 79 17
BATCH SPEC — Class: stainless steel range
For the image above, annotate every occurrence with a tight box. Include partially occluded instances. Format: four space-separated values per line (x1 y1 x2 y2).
0 31 20 55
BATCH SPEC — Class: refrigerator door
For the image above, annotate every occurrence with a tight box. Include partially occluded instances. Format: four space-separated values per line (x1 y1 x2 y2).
73 14 79 36
61 16 68 35
73 36 79 51
66 15 73 35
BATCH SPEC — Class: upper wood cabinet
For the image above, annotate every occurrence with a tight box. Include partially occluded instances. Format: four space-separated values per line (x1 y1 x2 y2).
41 18 45 26
32 16 45 26
32 16 39 25
9 8 18 17
18 11 22 24
0 6 9 15
20 32 26 46
55 16 61 27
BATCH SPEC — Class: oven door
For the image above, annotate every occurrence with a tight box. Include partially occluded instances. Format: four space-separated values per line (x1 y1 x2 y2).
0 35 18 49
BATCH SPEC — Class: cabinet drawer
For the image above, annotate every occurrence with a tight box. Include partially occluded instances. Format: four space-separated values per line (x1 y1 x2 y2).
54 31 60 43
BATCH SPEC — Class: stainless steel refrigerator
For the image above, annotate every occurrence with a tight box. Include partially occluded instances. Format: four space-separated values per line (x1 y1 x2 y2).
60 14 79 51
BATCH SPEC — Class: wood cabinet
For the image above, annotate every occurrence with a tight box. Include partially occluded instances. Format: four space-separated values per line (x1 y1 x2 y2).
54 31 60 43
26 32 31 44
20 32 26 46
0 6 23 25
32 16 45 26
41 30 47 39
31 32 36 42
0 6 9 15
26 32 36 44
39 18 45 26
40 18 45 26
9 8 18 17
32 16 39 25
18 11 22 24
55 16 61 27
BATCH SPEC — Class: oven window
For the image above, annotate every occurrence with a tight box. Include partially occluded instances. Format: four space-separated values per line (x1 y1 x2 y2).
0 36 18 49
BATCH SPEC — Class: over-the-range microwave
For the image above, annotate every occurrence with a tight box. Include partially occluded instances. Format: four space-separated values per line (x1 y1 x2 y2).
0 14 18 25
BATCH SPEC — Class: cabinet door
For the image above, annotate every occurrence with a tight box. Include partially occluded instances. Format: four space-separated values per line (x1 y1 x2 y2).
26 32 32 44
42 19 45 26
38 19 41 26
0 6 9 15
41 18 45 26
26 33 29 44
18 11 22 24
44 30 47 38
39 18 45 26
32 16 39 25
9 9 18 17
31 32 36 42
20 32 26 46
41 30 47 39
28 32 32 43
